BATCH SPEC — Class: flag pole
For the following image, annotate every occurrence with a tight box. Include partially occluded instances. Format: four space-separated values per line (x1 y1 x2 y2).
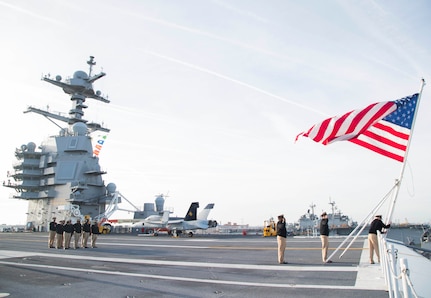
385 79 426 224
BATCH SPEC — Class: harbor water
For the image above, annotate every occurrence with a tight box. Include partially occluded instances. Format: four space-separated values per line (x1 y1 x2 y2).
386 227 426 246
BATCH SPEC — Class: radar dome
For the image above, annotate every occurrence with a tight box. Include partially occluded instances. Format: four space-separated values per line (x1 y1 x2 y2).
73 70 88 80
106 183 116 195
27 142 36 152
73 122 87 136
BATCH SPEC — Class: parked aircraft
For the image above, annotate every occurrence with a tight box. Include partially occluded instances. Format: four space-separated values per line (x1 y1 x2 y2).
168 203 217 235
105 210 170 234
133 209 171 233
132 202 217 236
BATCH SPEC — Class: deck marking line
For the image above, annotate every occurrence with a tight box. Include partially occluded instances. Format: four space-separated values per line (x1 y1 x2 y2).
0 249 357 272
0 260 381 291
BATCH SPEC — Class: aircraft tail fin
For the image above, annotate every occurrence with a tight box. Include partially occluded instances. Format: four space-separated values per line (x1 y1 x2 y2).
161 210 170 225
197 203 214 220
184 202 199 221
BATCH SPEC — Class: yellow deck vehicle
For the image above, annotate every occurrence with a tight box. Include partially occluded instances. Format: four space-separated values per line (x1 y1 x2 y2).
263 218 277 237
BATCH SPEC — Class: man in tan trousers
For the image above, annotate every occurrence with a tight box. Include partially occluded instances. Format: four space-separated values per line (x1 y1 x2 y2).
368 215 391 264
48 217 57 248
276 214 287 264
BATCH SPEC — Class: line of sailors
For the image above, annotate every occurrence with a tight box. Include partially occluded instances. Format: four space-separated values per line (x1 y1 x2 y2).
48 217 100 249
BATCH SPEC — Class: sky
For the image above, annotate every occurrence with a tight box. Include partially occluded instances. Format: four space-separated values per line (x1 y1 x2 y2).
0 0 430 227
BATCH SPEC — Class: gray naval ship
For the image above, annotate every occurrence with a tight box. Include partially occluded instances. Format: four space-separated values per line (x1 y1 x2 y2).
3 56 119 232
296 200 358 236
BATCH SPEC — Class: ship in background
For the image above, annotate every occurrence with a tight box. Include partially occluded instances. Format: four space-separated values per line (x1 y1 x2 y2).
295 200 357 236
2 56 118 231
295 203 319 236
326 199 358 235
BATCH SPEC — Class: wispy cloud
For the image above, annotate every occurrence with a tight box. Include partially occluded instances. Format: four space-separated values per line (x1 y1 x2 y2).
0 1 64 25
141 49 327 116
123 10 300 65
340 0 427 79
211 0 271 24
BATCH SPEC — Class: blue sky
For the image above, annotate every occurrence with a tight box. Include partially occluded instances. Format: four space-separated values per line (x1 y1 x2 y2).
0 0 430 226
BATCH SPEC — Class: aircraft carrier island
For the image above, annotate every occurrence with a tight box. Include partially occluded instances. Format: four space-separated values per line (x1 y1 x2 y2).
3 56 116 232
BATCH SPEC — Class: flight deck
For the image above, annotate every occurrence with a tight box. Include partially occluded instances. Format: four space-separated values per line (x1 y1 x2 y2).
0 233 388 298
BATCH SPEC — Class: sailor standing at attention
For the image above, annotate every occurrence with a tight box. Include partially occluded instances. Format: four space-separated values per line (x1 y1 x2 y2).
55 220 65 249
276 214 288 264
48 217 57 248
63 220 74 249
73 219 82 249
82 219 91 248
90 221 100 248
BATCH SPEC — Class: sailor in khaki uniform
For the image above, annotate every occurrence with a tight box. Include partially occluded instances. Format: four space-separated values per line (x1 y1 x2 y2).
48 217 57 248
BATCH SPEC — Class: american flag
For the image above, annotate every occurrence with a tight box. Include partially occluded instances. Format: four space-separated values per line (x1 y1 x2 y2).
295 94 419 162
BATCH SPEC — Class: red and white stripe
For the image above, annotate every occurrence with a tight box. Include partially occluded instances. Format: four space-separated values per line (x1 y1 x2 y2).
296 101 409 162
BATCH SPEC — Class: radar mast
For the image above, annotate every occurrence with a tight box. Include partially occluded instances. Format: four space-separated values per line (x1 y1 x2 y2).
25 56 110 133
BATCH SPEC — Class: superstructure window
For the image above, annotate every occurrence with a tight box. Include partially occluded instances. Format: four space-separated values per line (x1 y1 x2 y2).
69 138 78 149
